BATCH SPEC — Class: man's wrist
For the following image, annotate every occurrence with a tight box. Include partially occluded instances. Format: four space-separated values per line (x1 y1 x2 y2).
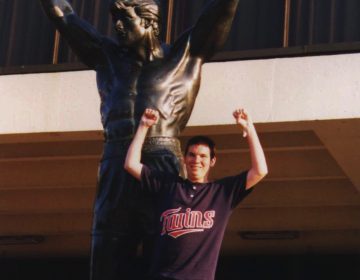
139 120 151 129
245 122 256 136
239 122 254 137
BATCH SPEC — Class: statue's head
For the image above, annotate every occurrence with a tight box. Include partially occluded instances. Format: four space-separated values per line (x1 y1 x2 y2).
109 0 163 60
110 0 161 39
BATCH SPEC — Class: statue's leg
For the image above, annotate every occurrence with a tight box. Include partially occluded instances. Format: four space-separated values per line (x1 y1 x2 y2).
90 152 145 279
90 233 142 280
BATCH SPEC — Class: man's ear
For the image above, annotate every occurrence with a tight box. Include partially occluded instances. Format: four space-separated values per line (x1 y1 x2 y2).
210 157 216 167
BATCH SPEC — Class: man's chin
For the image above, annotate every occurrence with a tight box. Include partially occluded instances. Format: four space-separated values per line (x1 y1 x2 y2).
188 172 202 180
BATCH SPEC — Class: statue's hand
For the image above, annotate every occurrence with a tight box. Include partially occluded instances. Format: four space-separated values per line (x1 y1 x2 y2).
52 5 64 17
40 0 74 18
141 108 160 128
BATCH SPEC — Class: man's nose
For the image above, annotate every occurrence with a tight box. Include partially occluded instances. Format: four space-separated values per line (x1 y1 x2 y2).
194 156 201 163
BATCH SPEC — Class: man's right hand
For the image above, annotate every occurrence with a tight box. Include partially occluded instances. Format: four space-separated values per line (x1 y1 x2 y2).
141 109 160 128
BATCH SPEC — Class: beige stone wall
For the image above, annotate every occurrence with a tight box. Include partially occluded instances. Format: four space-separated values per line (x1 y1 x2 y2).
192 53 360 125
1 53 360 134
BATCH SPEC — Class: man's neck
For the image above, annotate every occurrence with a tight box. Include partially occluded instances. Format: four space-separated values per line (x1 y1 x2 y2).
188 177 209 184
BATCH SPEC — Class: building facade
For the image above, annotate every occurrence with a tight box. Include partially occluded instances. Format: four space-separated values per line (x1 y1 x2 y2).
1 0 359 278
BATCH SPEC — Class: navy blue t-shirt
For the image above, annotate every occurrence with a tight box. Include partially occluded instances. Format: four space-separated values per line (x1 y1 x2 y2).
141 165 253 280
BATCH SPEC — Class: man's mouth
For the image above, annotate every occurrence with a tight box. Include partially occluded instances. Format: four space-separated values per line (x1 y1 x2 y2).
190 165 201 170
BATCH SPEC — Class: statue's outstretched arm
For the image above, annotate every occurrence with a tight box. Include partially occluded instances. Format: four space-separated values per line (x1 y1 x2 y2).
39 0 106 68
188 0 239 61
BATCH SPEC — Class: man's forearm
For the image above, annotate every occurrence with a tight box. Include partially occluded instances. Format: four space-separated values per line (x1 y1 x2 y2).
124 124 149 180
244 123 268 189
247 124 267 175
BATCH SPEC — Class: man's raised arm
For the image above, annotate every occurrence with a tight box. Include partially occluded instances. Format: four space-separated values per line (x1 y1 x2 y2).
189 0 239 61
233 109 268 190
124 109 160 181
39 0 105 68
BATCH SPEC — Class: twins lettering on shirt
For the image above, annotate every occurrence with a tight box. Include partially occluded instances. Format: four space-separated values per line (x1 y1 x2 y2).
160 207 215 238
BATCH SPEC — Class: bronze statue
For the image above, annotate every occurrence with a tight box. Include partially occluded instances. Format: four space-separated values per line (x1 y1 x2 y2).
39 0 240 279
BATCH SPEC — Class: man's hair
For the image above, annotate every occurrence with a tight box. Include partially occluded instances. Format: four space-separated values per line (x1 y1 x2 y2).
185 136 216 159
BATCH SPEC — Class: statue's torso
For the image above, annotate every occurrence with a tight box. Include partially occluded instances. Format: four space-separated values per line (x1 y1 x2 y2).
97 39 202 140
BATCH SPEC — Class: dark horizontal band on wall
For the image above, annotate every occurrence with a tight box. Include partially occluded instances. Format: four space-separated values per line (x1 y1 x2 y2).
1 42 360 76
0 63 88 76
212 42 360 62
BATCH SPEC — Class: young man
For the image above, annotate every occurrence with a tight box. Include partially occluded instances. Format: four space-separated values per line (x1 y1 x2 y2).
125 108 268 280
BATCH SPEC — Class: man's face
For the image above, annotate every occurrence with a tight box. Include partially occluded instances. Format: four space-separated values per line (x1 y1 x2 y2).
184 144 216 183
110 1 147 47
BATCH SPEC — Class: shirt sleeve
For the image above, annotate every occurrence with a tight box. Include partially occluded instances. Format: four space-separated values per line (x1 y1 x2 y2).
140 165 175 193
220 170 253 209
